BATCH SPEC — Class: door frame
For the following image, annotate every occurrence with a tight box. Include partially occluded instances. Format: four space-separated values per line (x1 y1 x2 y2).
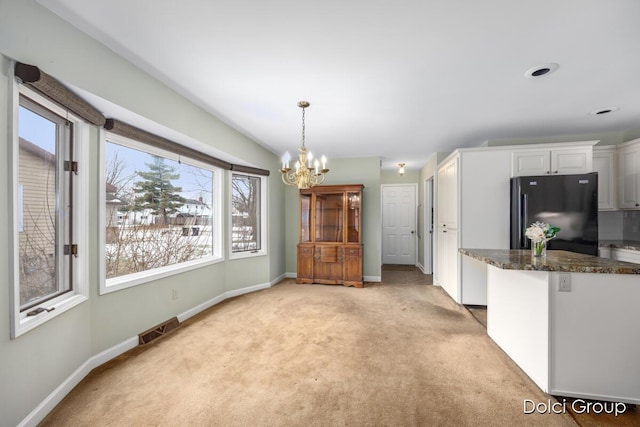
423 177 434 274
380 183 418 266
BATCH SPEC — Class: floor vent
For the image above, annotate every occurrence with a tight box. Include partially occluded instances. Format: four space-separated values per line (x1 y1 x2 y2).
138 316 180 345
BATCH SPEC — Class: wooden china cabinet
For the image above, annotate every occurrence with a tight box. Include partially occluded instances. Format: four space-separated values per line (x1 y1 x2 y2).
297 184 364 288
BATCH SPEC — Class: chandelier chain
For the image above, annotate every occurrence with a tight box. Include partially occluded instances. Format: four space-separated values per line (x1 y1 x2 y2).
301 106 306 148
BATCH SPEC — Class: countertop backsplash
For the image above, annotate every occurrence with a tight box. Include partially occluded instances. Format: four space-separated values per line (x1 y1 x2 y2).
598 210 624 240
622 210 640 241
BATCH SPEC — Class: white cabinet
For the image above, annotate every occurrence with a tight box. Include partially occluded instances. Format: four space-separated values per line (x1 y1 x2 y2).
435 149 511 305
437 157 458 228
592 146 617 210
511 144 594 177
436 228 459 301
617 139 640 209
601 247 640 264
436 155 459 300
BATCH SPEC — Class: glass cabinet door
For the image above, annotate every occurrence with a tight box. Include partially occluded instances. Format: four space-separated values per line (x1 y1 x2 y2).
315 193 344 242
347 192 361 242
300 193 311 242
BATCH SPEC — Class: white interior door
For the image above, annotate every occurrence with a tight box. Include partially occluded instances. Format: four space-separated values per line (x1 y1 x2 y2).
382 185 417 265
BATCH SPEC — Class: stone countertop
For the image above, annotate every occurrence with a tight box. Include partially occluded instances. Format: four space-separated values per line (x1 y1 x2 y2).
599 240 640 251
459 248 640 274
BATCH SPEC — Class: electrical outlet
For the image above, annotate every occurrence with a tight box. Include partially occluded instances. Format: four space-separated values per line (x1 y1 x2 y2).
558 273 571 292
172 289 178 300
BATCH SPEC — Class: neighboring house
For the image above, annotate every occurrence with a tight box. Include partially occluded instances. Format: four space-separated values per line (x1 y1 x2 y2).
173 196 212 225
18 137 56 259
105 182 126 227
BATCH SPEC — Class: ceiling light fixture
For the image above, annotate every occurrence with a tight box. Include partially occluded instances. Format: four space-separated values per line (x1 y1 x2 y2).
524 63 559 78
280 101 329 189
398 163 406 176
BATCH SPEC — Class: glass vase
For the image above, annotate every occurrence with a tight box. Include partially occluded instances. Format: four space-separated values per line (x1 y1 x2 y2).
531 240 547 257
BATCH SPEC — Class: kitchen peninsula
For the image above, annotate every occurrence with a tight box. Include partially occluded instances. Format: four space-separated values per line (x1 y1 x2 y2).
460 249 640 404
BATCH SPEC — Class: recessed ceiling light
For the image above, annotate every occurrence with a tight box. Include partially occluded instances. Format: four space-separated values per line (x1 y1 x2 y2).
589 107 619 116
524 63 559 78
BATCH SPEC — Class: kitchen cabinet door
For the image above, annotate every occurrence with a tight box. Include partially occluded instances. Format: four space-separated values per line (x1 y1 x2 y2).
618 143 640 209
437 156 458 228
592 146 617 210
550 148 592 175
512 147 591 177
512 150 550 176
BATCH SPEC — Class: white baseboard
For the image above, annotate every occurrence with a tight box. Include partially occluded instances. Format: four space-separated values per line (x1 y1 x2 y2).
224 282 271 299
364 275 382 282
18 336 139 427
176 294 226 323
285 272 297 278
271 273 287 286
20 280 276 427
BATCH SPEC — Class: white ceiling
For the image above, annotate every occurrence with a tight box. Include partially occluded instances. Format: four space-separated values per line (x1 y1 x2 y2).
39 0 640 170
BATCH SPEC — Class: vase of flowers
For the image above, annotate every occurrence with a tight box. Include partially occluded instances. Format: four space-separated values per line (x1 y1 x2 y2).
525 221 560 257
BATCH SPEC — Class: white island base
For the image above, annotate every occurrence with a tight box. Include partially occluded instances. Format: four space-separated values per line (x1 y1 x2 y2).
487 265 640 404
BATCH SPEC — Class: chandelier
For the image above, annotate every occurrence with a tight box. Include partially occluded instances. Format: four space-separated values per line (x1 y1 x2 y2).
280 101 329 189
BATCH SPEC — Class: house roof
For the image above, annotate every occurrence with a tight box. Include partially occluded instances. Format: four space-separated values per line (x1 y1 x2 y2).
19 137 55 164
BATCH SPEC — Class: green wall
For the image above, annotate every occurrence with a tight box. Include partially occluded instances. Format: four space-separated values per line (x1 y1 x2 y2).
380 169 419 185
0 1 285 425
285 157 382 280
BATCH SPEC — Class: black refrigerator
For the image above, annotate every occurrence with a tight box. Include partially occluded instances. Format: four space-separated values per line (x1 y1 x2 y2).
510 173 598 256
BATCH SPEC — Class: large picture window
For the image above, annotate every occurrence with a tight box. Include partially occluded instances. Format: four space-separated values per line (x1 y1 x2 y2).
102 134 222 291
231 172 266 258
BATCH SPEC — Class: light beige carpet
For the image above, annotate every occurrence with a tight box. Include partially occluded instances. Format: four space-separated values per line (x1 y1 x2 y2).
41 276 577 426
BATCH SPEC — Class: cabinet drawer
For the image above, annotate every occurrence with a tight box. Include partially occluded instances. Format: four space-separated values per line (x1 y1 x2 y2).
343 246 361 257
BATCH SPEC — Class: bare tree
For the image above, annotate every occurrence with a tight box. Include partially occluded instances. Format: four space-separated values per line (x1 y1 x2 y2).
231 174 260 251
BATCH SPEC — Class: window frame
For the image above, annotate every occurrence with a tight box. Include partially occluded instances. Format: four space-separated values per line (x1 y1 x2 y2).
99 131 224 295
9 82 89 338
229 171 268 260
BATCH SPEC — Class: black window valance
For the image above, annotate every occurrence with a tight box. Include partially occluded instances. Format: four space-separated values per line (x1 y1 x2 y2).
14 62 106 126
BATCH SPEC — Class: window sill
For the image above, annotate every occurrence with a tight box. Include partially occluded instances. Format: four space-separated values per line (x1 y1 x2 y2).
229 249 267 260
101 256 224 295
13 294 88 338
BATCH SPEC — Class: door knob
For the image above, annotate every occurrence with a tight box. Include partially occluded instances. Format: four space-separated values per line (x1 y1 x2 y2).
411 230 415 234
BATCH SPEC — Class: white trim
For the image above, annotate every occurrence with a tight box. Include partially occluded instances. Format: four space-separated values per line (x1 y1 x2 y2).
103 256 224 294
439 140 599 166
17 336 139 427
380 183 419 266
270 273 287 286
285 272 297 278
99 132 225 295
416 262 426 274
423 177 434 274
11 82 90 338
19 279 274 426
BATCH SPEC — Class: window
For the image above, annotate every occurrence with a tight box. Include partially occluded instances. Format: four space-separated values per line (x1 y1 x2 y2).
230 172 267 258
101 133 222 293
11 85 88 338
